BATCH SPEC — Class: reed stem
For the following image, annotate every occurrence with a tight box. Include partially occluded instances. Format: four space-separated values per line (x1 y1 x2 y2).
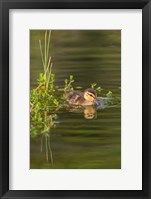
39 40 45 71
39 30 52 89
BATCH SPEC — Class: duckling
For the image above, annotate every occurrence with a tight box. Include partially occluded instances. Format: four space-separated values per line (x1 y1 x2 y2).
66 88 98 106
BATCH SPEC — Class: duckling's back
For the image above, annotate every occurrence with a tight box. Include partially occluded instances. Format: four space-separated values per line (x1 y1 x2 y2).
66 91 84 105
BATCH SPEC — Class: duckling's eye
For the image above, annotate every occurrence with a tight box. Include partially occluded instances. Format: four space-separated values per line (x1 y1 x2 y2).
89 94 94 98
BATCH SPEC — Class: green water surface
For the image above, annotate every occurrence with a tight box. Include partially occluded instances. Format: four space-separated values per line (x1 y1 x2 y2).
30 30 121 169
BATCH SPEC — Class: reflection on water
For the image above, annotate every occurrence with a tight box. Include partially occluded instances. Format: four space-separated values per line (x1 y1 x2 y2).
84 106 97 119
30 30 121 169
40 134 53 165
67 105 97 119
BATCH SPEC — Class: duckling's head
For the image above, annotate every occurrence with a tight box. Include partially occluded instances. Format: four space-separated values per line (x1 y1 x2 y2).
84 88 97 104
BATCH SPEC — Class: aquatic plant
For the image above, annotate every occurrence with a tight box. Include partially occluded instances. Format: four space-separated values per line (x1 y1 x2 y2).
106 90 113 98
91 83 102 95
104 91 121 106
64 75 74 96
30 31 63 116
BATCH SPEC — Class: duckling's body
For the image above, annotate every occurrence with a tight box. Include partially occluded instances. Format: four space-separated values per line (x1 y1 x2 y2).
66 88 98 106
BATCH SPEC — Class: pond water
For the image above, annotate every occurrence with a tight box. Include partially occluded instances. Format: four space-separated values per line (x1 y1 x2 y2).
30 30 121 169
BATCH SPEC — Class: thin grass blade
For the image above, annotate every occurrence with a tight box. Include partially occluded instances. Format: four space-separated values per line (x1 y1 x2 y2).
39 40 45 71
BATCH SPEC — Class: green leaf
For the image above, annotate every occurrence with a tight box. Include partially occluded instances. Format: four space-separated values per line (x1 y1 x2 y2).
64 79 68 84
53 99 59 106
91 83 97 89
70 75 73 80
106 91 113 98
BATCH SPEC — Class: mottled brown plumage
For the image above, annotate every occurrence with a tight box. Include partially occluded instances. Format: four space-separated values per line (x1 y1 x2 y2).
66 88 98 106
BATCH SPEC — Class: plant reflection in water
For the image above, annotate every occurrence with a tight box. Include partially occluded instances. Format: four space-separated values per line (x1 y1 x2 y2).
39 113 58 164
40 133 53 164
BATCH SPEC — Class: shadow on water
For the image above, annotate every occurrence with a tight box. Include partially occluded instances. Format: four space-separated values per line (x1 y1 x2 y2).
30 30 121 169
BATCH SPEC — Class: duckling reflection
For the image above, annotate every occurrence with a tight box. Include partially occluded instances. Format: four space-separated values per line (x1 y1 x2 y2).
68 105 97 119
84 106 97 119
